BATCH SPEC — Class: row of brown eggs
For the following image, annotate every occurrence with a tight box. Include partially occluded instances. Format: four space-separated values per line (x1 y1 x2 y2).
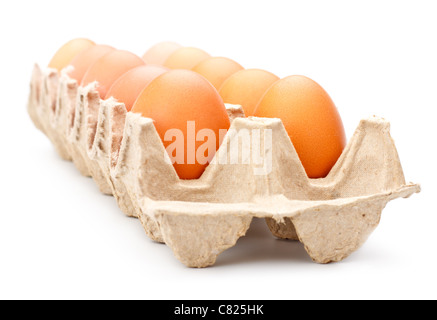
46 38 346 179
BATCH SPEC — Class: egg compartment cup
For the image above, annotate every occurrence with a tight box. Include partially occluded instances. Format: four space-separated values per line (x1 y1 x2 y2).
28 64 420 268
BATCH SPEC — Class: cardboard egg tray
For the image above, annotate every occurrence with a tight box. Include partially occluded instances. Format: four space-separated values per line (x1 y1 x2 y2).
27 64 420 268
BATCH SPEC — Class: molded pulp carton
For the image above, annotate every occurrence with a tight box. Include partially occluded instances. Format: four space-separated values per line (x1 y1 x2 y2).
28 65 420 267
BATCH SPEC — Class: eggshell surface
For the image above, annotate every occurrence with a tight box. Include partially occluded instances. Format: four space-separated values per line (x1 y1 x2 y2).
68 44 115 83
192 57 244 90
254 75 346 178
164 47 211 70
219 69 279 116
81 50 145 98
48 38 95 72
142 42 182 65
105 65 169 111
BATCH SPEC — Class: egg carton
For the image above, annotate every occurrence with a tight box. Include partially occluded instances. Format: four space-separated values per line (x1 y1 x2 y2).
28 64 420 268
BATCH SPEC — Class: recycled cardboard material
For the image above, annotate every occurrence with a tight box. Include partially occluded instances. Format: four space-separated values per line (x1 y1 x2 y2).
28 64 420 267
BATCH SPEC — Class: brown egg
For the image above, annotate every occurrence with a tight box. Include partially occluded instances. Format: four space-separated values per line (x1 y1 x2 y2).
142 41 182 65
81 50 145 98
105 65 169 111
68 44 115 83
192 57 244 90
254 75 346 178
163 47 211 70
48 38 95 72
219 69 279 116
132 70 230 180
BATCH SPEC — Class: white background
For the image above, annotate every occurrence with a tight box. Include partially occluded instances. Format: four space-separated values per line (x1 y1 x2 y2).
0 0 435 300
